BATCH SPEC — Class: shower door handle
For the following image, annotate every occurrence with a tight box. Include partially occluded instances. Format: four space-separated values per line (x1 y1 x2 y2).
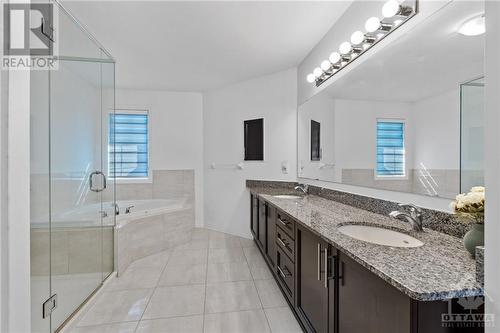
89 171 107 192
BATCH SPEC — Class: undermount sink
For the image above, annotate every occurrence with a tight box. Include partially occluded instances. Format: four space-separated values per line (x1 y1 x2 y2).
273 195 302 200
338 224 424 248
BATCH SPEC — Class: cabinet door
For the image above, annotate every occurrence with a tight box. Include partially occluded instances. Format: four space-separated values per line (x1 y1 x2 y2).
296 225 329 333
338 253 411 333
257 200 267 250
251 195 259 238
266 205 277 268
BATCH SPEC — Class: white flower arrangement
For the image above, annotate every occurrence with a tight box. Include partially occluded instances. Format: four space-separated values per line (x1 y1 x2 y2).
450 186 485 224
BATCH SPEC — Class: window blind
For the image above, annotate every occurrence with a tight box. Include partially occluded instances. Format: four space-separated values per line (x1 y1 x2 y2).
109 113 149 178
376 121 405 177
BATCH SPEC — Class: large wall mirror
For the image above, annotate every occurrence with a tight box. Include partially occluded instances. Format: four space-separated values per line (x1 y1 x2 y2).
298 1 484 199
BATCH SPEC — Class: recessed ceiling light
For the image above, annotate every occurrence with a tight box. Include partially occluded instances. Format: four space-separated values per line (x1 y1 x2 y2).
458 14 485 36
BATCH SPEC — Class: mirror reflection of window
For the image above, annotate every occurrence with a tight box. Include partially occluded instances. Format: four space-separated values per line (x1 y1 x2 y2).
311 120 321 161
376 120 405 178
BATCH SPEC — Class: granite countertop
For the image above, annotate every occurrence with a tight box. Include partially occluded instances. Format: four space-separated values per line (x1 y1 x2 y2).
249 186 483 301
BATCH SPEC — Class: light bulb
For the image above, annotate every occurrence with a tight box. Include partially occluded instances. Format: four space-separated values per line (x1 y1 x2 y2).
382 0 400 18
365 17 381 33
321 60 331 71
306 73 316 83
458 14 485 36
350 31 365 45
339 42 352 55
313 67 323 78
329 52 341 64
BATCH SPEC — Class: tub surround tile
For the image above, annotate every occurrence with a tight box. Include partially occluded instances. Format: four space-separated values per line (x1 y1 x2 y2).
78 289 152 326
247 181 482 301
135 316 203 333
205 281 262 314
142 285 205 319
204 310 271 333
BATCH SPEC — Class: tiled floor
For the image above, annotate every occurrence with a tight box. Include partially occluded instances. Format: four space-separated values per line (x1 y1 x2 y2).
70 228 303 333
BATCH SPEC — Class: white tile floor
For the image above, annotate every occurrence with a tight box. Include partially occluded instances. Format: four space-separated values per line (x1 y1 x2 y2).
70 228 303 333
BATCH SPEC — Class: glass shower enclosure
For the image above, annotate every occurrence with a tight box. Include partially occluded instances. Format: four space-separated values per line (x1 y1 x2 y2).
30 2 115 332
460 77 484 193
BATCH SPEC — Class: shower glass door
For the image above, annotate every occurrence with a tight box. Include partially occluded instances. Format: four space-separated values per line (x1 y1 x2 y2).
30 2 115 332
460 77 484 192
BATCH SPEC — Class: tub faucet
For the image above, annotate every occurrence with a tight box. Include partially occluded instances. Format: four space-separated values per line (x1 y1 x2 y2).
389 203 424 232
294 184 309 195
112 203 120 216
125 205 135 214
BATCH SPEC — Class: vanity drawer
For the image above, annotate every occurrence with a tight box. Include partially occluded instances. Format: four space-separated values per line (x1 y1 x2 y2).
276 226 294 261
276 247 295 302
276 211 295 239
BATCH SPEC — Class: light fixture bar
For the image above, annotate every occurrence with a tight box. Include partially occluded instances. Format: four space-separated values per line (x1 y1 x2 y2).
306 0 418 87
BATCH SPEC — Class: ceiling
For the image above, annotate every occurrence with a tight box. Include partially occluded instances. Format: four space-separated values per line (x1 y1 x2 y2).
63 1 352 92
324 0 484 103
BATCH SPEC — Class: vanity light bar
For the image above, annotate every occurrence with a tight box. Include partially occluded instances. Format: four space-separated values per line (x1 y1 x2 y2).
306 0 418 87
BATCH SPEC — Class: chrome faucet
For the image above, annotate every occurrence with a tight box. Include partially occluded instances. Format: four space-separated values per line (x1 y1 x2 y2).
294 184 309 195
125 205 135 214
112 203 120 216
389 203 424 232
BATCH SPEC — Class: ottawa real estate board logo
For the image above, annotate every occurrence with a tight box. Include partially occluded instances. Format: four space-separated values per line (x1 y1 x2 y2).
2 1 58 70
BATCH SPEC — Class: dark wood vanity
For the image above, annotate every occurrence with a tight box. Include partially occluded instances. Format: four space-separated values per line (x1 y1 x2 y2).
250 194 484 333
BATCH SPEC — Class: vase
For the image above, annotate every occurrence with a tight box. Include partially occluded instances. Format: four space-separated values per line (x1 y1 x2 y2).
463 223 484 258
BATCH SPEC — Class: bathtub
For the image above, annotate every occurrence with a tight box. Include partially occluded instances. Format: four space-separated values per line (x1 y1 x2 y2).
30 198 195 276
31 198 188 229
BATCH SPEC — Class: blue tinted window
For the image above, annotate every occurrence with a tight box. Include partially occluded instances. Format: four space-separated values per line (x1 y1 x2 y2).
109 113 149 178
376 121 405 177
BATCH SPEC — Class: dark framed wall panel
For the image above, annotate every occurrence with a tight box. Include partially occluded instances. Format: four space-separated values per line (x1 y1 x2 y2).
244 118 264 161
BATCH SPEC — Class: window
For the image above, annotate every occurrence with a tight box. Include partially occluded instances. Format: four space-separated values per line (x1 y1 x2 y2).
244 118 264 161
376 120 405 177
109 111 149 179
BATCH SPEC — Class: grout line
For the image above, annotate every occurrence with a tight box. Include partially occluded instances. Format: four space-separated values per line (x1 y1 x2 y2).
202 228 210 332
133 250 173 333
243 241 273 332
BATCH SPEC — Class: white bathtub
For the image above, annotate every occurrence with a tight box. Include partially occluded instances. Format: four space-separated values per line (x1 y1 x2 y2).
31 198 189 229
114 199 187 227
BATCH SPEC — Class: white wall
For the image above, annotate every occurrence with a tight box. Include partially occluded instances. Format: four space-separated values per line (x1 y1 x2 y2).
334 98 414 172
297 93 335 181
484 1 500 330
203 69 297 238
411 89 460 171
115 89 204 227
